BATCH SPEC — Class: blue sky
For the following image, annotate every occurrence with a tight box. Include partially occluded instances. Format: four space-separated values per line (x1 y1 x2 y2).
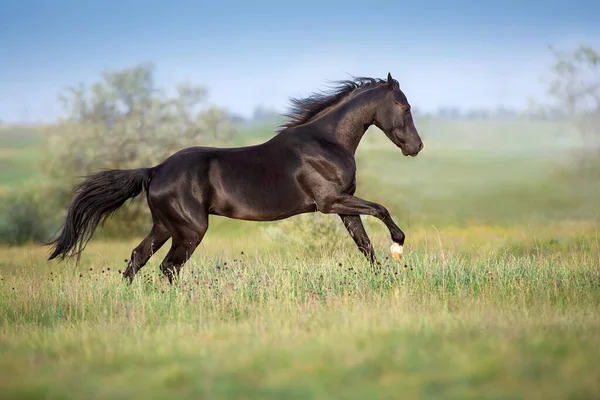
1 0 599 122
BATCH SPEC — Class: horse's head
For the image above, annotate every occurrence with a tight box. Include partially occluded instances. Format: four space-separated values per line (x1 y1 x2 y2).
374 73 423 157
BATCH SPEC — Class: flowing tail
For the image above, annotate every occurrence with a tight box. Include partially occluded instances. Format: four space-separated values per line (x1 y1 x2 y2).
48 168 152 261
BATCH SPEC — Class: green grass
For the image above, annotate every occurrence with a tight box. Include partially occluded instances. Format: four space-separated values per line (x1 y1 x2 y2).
1 118 600 398
1 224 599 399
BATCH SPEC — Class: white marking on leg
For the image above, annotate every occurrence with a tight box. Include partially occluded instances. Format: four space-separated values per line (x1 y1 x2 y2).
390 242 403 261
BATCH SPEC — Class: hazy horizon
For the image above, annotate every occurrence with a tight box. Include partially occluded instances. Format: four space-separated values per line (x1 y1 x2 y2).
2 0 600 123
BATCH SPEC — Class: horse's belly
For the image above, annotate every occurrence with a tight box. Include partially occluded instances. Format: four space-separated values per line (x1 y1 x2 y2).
209 180 315 221
210 196 315 221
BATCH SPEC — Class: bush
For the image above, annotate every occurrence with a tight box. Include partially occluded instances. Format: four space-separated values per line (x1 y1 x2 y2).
0 189 54 246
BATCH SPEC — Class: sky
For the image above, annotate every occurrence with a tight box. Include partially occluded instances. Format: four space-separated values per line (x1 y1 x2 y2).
1 0 600 122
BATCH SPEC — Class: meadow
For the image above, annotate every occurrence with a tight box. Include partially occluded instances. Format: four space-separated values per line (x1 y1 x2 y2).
1 118 599 399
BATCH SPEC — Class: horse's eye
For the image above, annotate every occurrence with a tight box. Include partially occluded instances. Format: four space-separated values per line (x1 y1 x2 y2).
395 102 410 113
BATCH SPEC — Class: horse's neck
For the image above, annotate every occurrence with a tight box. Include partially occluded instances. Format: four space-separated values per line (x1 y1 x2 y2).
325 94 378 154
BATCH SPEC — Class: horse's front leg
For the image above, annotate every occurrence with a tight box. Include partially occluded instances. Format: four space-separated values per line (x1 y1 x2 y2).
338 214 378 265
323 195 405 260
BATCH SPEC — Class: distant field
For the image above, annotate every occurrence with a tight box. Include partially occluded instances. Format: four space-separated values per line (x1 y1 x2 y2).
2 117 597 227
1 118 599 398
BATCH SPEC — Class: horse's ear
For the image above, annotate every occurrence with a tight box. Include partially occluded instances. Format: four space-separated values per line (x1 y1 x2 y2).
387 72 397 89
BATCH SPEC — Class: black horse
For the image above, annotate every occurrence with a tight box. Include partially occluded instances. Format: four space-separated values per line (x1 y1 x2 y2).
48 73 424 283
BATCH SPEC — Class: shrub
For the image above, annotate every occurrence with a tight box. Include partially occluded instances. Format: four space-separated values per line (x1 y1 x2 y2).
0 189 54 246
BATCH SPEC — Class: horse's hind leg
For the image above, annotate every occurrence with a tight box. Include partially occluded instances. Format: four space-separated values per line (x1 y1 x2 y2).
338 214 378 265
158 211 209 284
123 221 171 283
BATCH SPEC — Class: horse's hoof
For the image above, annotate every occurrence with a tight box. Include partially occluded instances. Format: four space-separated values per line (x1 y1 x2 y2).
390 242 403 261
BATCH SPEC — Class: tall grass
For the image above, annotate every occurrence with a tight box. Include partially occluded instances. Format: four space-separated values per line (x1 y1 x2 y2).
1 224 599 399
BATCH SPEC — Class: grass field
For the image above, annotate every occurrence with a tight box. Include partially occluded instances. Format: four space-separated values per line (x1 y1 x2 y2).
1 119 599 398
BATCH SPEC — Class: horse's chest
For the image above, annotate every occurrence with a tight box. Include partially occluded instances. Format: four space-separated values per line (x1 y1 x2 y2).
321 157 356 189
300 145 356 192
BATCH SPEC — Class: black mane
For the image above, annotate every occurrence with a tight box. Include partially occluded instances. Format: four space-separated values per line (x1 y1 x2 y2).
277 76 390 133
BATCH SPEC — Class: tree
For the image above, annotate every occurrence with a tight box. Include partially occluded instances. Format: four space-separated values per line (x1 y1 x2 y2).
42 63 237 237
547 45 600 147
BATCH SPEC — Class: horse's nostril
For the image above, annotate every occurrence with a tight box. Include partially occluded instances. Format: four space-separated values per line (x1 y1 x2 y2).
418 142 424 151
